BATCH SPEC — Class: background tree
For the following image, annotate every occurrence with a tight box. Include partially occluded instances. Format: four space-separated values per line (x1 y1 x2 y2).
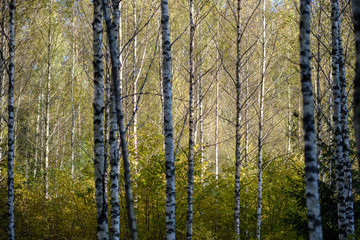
7 0 15 239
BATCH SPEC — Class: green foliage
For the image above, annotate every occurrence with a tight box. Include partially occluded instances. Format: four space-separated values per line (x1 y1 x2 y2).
0 166 96 239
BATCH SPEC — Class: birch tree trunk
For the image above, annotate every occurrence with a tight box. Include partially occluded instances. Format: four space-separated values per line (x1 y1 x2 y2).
7 0 15 238
132 0 138 159
0 4 4 179
109 1 121 239
161 0 176 238
215 47 219 233
102 0 138 238
93 1 109 239
315 8 322 166
110 82 120 240
44 0 52 200
299 0 323 239
104 42 110 198
338 21 355 236
186 0 195 238
198 21 204 181
353 0 360 172
71 0 77 179
257 0 266 238
34 87 42 178
234 0 241 238
331 0 347 238
288 85 292 154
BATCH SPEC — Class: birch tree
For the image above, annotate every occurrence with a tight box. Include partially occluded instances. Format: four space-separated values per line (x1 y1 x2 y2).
0 0 5 180
93 1 109 239
44 0 53 200
161 0 176 238
257 0 266 238
338 19 355 236
109 79 120 240
102 0 138 238
331 0 347 238
186 0 195 238
234 0 241 238
108 1 121 239
299 0 323 239
7 0 15 239
70 0 77 178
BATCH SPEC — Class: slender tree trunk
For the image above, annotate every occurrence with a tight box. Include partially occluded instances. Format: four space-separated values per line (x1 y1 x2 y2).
299 0 323 239
93 1 109 239
109 1 121 239
34 88 42 178
44 1 52 200
7 0 15 238
244 50 250 240
234 0 241 239
315 7 322 170
338 19 355 235
199 57 204 178
186 0 195 238
0 4 4 177
215 44 219 234
133 0 138 159
104 42 110 198
161 0 176 238
119 1 123 94
215 59 219 184
288 85 291 154
71 1 77 179
257 1 266 239
103 1 138 238
331 0 347 238
353 0 360 172
109 80 120 240
245 60 249 166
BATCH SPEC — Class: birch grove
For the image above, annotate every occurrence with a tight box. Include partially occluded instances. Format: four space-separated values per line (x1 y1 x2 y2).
2 0 360 239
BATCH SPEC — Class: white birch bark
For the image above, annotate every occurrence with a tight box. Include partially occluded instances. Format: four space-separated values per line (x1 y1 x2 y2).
215 48 219 233
7 0 15 238
257 1 266 239
245 60 249 166
133 0 138 159
331 0 347 238
102 0 138 238
93 1 109 239
315 8 322 168
161 0 176 238
109 1 121 239
338 21 355 236
110 82 120 240
288 85 292 154
104 42 110 198
215 59 219 185
234 0 241 239
186 0 195 238
44 0 52 200
299 0 323 239
34 88 42 178
71 0 77 179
